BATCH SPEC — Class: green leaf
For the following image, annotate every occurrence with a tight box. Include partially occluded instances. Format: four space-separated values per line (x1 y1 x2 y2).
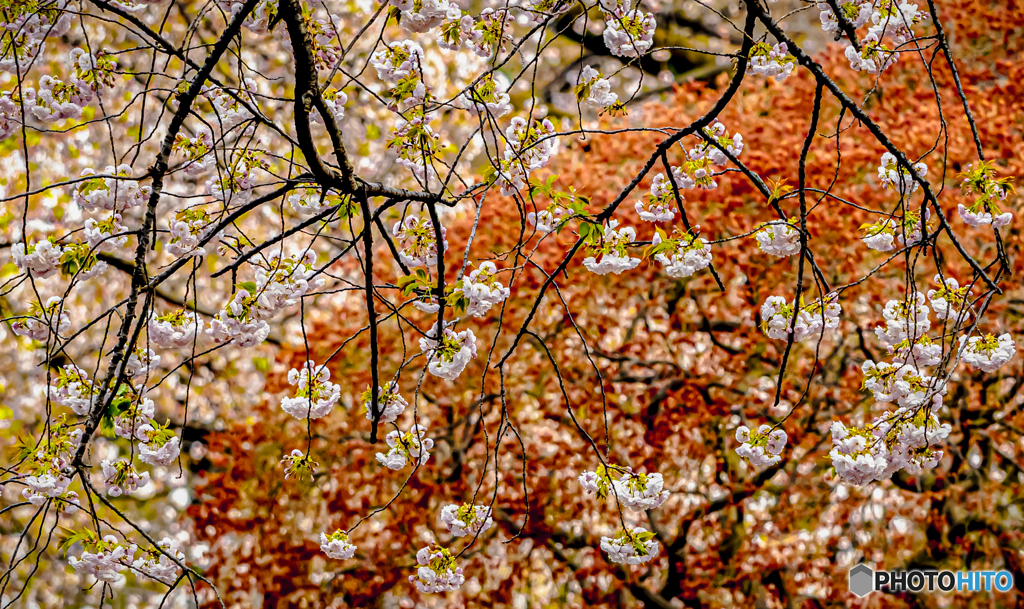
237 281 258 293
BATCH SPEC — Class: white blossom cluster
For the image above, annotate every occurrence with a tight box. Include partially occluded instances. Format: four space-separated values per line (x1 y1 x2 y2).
148 309 204 349
124 347 161 379
583 220 641 275
419 322 478 381
876 153 928 196
310 87 348 126
831 1 929 74
578 464 669 511
205 289 272 348
760 293 842 342
67 532 182 586
927 274 971 323
747 41 796 81
49 364 100 416
959 333 1015 373
860 209 930 252
735 424 788 467
251 249 326 316
635 172 679 223
12 296 70 342
603 10 657 58
957 162 1014 228
281 361 340 420
455 261 510 317
600 527 660 565
0 2 70 76
393 214 448 268
874 293 931 348
113 395 156 442
830 411 949 485
84 213 129 252
816 1 871 36
206 154 265 204
199 78 257 132
410 545 465 593
650 228 712 278
74 165 149 212
320 530 357 560
391 114 440 179
376 425 436 470
755 221 800 257
19 415 82 513
363 382 408 424
101 459 151 497
174 128 215 177
68 535 135 585
132 538 185 584
576 65 618 109
457 74 512 118
526 206 569 234
494 116 559 196
861 361 946 409
611 470 669 511
688 120 744 168
166 207 218 259
440 503 494 537
12 238 63 279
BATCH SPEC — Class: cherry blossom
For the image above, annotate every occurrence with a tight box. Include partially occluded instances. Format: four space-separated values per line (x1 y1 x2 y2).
611 470 669 511
148 309 204 349
101 459 151 497
440 503 494 537
816 1 871 35
603 11 656 58
454 261 510 317
73 165 149 212
83 213 128 252
320 530 357 560
959 333 1015 373
876 152 927 196
393 214 447 268
206 289 272 348
747 41 796 80
575 65 618 109
457 74 512 118
138 421 181 466
600 527 659 565
635 172 679 223
68 534 133 585
49 364 99 416
957 161 1014 228
845 32 897 74
874 293 931 348
376 425 435 470
12 238 63 279
363 382 408 424
131 538 184 584
755 221 801 257
583 220 641 275
648 227 712 278
734 424 787 467
166 207 217 259
12 297 70 341
281 361 340 420
760 293 842 342
419 323 478 381
410 545 465 593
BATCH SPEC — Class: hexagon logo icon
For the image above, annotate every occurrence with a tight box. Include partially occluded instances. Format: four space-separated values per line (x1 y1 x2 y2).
849 564 875 597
